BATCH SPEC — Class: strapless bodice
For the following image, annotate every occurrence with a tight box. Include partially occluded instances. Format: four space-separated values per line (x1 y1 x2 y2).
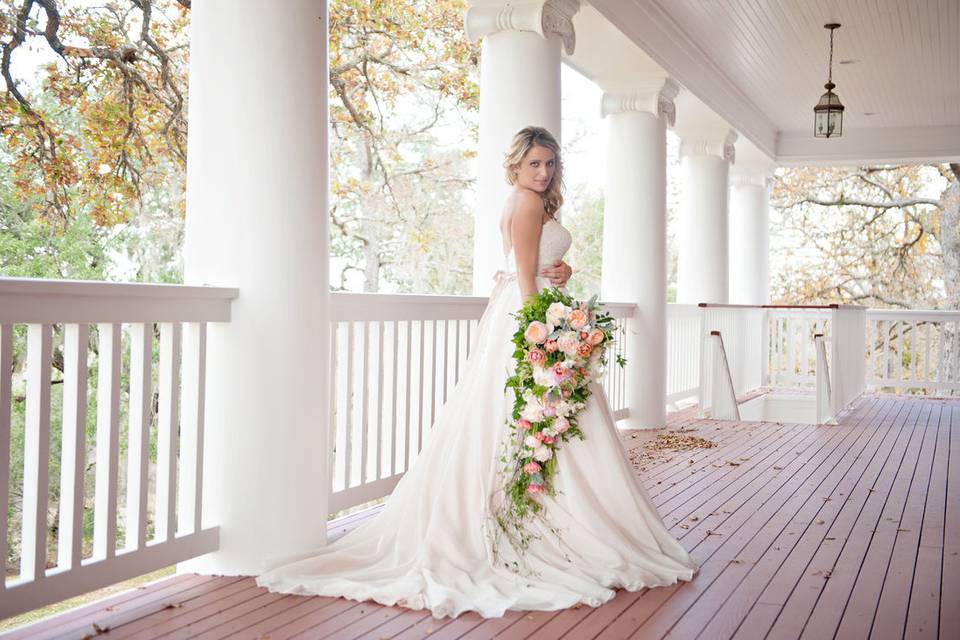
502 218 572 273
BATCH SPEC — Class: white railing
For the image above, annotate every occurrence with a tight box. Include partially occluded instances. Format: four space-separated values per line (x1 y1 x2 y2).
0 277 236 618
766 306 833 386
327 292 634 515
665 304 701 404
865 309 960 394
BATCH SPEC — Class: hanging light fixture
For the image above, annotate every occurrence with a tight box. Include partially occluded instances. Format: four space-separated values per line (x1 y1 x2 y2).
814 23 844 138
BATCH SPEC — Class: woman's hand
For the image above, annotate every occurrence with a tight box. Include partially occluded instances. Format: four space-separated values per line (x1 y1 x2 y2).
540 260 572 287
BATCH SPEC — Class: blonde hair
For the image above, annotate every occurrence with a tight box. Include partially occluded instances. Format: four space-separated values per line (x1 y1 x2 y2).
503 126 565 217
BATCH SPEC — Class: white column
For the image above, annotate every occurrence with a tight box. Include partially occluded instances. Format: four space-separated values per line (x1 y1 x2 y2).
675 127 738 305
180 0 330 575
465 0 580 296
600 78 678 429
729 166 771 305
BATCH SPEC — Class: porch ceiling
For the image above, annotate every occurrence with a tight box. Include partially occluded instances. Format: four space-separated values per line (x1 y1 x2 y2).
585 0 960 166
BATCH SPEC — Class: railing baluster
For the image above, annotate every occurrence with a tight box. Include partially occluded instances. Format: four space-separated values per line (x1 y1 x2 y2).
0 324 11 588
155 322 181 543
179 322 207 535
126 323 151 550
923 321 931 383
60 324 88 567
404 319 412 469
93 323 121 559
442 319 450 404
418 320 425 451
21 324 53 580
329 323 340 489
360 321 370 485
376 320 384 480
391 320 399 476
344 321 354 488
431 320 437 428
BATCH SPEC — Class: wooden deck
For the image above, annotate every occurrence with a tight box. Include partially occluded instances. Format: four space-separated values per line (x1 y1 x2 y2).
4 393 957 639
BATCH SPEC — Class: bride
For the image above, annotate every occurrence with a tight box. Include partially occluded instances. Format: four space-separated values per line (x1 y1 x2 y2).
255 126 698 619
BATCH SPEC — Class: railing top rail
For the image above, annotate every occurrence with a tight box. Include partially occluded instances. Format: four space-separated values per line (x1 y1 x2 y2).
330 291 636 320
0 276 238 299
0 277 237 323
866 308 960 318
698 303 868 311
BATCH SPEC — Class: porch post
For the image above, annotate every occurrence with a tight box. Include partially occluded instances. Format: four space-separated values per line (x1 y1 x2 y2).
675 127 738 305
180 0 331 574
465 0 580 296
729 165 772 305
599 77 679 429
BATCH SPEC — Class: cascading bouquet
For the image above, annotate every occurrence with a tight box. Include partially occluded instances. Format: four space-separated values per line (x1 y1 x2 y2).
490 287 626 566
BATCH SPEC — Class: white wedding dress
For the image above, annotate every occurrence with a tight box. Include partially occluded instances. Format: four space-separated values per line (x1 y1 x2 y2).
255 218 698 618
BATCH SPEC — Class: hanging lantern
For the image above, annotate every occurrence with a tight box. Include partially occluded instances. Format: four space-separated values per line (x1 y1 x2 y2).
814 23 844 138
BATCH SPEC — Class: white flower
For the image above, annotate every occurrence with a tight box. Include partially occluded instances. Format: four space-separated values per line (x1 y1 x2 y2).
555 400 574 417
546 302 570 327
533 367 556 388
533 445 553 462
524 435 540 448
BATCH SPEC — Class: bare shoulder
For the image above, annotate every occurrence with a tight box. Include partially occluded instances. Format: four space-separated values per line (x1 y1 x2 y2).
509 189 545 223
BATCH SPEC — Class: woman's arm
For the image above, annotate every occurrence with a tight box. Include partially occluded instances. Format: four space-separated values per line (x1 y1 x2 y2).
510 194 544 303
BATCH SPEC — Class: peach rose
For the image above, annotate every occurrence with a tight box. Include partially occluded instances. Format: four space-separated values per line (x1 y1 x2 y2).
526 348 546 367
542 435 555 444
577 342 593 357
580 331 589 340
517 419 533 430
526 483 544 494
524 321 549 344
588 328 605 345
568 309 588 330
552 362 570 382
523 461 541 474
544 339 559 352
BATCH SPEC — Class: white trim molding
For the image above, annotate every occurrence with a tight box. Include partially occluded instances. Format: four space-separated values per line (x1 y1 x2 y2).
600 76 680 127
776 125 960 166
678 126 738 163
466 0 580 54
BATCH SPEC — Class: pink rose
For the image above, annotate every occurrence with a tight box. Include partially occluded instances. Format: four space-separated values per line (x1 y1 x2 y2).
544 340 559 353
562 388 572 398
580 331 589 340
526 348 546 367
588 328 605 346
517 419 533 431
534 431 545 441
524 321 549 344
577 342 593 357
523 461 541 474
543 435 555 444
526 483 544 494
554 416 570 433
568 309 588 330
552 363 570 381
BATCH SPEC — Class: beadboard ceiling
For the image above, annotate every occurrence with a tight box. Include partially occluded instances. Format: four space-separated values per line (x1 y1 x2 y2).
586 0 960 165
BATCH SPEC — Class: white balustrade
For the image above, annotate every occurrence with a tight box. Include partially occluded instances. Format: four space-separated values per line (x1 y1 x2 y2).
865 309 960 394
0 277 236 619
326 293 635 515
665 304 701 404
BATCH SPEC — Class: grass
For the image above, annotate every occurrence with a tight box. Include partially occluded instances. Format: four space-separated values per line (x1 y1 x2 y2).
0 565 177 633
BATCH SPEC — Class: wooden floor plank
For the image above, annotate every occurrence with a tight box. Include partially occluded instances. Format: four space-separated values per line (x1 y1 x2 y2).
4 395 957 640
904 401 952 640
616 396 890 638
940 403 960 638
0 573 210 640
870 402 944 639
105 577 262 638
702 397 906 640
724 403 909 637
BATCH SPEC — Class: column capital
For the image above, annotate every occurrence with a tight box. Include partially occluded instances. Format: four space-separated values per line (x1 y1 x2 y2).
465 0 580 55
600 77 680 127
677 126 738 163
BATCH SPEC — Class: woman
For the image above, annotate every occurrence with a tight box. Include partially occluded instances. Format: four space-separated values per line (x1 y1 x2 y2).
255 126 698 619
